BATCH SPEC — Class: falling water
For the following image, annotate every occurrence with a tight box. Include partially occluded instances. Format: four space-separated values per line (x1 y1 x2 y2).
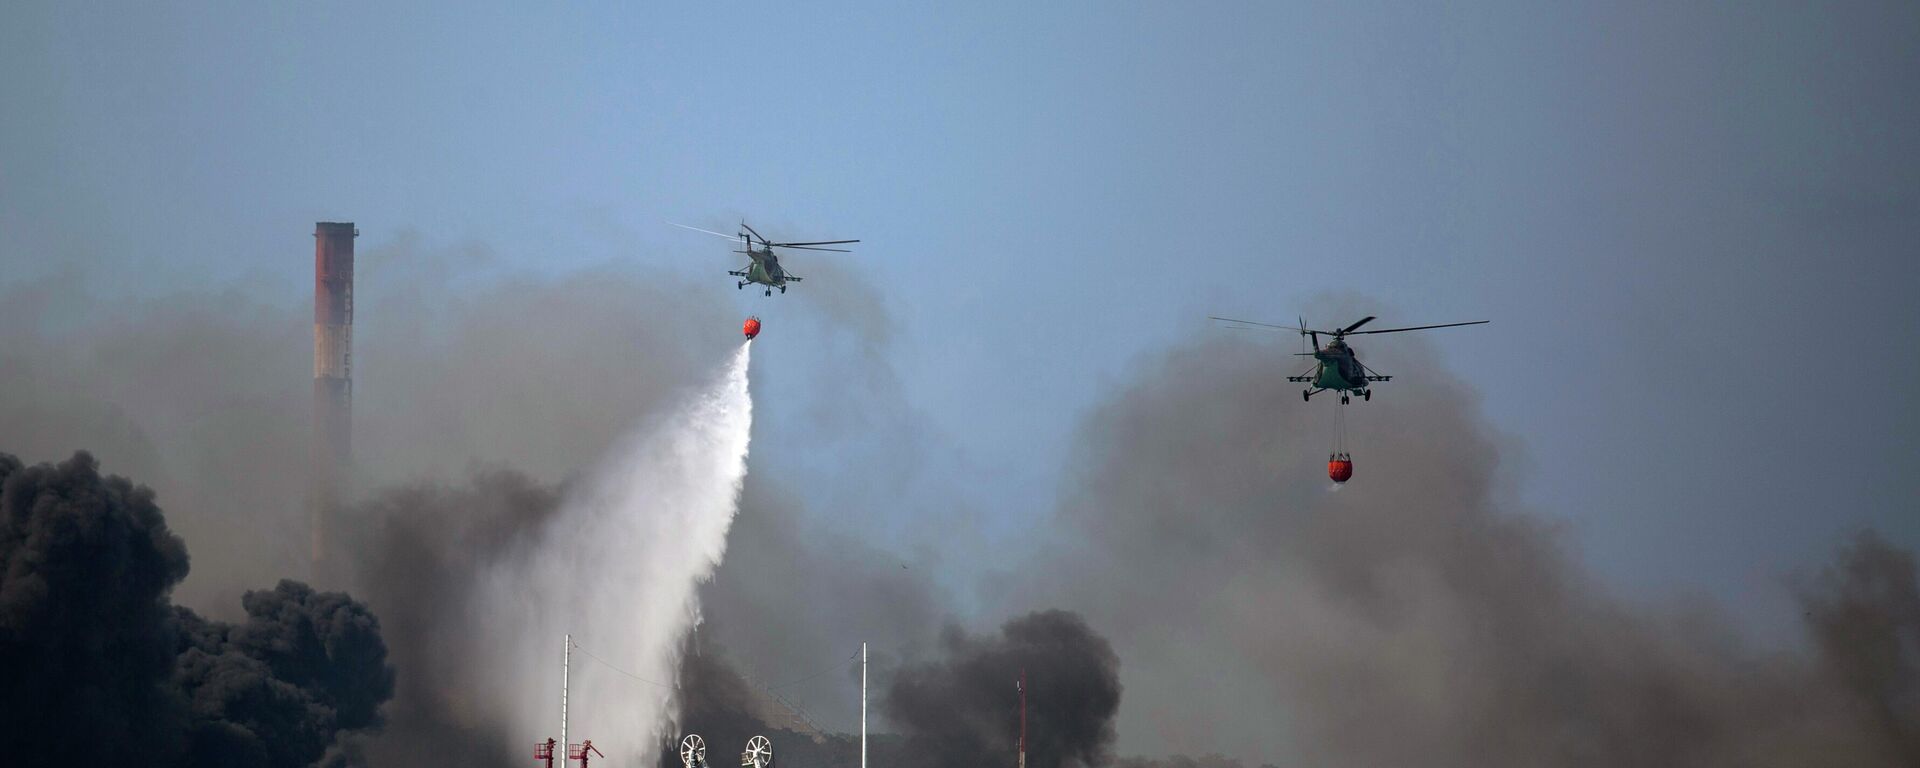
481 342 754 757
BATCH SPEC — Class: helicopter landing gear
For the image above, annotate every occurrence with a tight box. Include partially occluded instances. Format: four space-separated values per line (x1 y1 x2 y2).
764 288 772 296
1341 394 1350 404
779 286 786 294
1363 390 1371 401
1303 389 1312 402
737 281 745 290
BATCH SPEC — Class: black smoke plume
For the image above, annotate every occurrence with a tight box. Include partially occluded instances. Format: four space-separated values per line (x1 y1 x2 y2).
882 610 1121 768
0 450 191 765
0 451 393 768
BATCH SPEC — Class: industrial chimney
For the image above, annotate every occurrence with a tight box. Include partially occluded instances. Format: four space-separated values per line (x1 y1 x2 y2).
311 221 356 577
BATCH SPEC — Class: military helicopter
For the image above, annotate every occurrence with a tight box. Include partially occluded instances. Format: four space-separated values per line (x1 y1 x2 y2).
672 222 859 296
1210 315 1488 404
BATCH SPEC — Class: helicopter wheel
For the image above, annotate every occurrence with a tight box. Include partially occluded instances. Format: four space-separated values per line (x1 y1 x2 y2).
1363 390 1371 401
1341 395 1350 404
764 288 772 296
779 286 786 294
1302 390 1311 402
737 282 743 290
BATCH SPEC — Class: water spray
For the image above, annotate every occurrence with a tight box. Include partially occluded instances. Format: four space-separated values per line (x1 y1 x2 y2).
485 342 755 756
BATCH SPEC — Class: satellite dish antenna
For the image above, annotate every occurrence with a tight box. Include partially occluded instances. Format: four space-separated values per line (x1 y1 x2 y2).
742 735 773 768
681 735 708 768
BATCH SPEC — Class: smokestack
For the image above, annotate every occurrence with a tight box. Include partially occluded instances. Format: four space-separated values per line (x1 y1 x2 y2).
312 221 356 577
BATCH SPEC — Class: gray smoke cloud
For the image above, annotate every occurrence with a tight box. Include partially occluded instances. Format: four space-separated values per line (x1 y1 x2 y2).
1031 332 1920 767
331 462 945 766
0 241 732 613
8 235 1919 768
1800 530 1920 762
336 470 562 767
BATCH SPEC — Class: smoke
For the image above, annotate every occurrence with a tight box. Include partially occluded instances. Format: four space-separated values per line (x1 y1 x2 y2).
0 451 393 768
0 253 730 614
882 610 1121 768
0 274 311 613
173 581 396 767
340 470 563 767
1800 530 1920 762
1031 333 1920 767
474 341 755 755
0 450 191 764
694 475 949 731
9 238 1920 768
1113 755 1274 768
658 631 861 768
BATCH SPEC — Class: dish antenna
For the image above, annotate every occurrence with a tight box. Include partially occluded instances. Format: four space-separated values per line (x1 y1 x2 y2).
681 735 708 768
742 735 773 768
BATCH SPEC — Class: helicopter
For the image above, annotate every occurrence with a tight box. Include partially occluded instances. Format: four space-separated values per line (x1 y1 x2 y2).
1210 315 1488 404
672 221 859 296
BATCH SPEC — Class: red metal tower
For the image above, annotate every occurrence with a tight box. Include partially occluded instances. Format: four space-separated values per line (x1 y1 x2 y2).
535 738 556 768
569 740 603 768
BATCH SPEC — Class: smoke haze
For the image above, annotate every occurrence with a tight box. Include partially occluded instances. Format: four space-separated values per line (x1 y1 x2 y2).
339 470 561 766
0 251 733 614
1029 334 1920 767
8 273 1920 768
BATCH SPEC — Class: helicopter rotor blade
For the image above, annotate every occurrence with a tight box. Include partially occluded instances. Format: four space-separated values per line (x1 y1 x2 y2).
669 222 741 240
1339 316 1377 334
740 221 767 244
1346 320 1490 335
773 239 860 247
1209 316 1336 334
769 244 852 252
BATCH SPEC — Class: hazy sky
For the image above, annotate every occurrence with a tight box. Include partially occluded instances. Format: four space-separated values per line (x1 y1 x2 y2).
4 0 1916 677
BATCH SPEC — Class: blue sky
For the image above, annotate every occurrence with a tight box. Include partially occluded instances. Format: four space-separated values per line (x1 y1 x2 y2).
5 0 1917 657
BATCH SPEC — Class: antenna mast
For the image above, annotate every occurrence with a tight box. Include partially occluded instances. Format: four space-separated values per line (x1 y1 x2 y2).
861 642 869 768
1018 669 1027 768
561 634 571 762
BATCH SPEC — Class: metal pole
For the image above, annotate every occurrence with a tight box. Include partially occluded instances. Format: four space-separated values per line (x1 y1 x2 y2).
861 642 868 768
562 634 571 762
1018 669 1026 768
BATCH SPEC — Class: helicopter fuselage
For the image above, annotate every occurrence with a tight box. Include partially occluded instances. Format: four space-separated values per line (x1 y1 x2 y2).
1311 344 1368 391
732 248 797 294
743 249 787 286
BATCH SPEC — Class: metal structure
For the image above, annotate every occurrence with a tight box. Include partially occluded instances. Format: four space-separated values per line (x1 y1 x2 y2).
672 221 858 296
741 736 773 768
861 642 868 768
561 634 571 762
680 734 708 768
535 738 557 768
311 221 356 574
1017 670 1027 768
568 740 602 768
1210 315 1488 404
